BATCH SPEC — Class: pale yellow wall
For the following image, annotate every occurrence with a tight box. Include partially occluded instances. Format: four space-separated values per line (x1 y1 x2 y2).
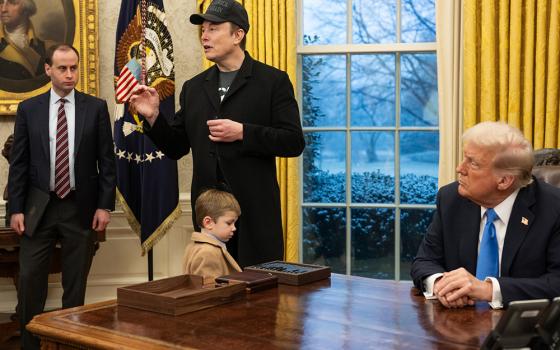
0 0 203 196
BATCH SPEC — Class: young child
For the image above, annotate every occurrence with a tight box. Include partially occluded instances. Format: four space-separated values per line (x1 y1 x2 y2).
182 189 242 281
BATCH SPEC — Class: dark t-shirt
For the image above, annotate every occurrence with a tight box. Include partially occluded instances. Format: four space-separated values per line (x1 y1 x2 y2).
218 70 238 102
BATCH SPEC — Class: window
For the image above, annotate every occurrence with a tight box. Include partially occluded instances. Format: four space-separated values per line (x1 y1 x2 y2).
299 0 438 280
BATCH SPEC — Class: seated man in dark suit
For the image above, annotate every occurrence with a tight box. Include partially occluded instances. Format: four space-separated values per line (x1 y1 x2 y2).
411 121 560 309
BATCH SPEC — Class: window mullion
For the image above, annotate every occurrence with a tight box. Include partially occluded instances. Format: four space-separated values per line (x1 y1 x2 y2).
394 0 402 280
297 43 437 54
297 50 304 264
345 52 352 276
395 52 401 281
347 0 352 44
396 0 401 44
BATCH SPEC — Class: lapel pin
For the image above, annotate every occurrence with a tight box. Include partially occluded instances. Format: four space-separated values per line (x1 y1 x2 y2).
521 217 529 226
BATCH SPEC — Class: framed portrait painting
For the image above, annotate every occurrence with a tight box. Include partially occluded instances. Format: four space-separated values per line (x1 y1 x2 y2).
0 0 98 114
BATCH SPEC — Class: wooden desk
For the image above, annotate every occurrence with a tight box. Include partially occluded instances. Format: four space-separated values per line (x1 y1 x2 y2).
28 274 502 349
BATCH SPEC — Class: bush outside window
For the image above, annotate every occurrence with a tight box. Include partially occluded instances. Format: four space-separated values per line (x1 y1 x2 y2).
299 0 438 280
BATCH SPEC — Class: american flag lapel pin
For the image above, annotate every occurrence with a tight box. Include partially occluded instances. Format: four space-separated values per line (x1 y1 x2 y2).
521 217 529 226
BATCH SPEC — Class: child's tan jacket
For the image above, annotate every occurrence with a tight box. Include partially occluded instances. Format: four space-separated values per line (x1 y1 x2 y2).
182 232 242 280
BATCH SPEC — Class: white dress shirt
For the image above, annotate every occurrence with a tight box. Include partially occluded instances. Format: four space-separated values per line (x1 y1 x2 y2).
423 188 521 309
49 89 76 192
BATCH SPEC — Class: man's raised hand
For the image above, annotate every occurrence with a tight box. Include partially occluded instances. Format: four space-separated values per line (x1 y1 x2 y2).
129 85 160 123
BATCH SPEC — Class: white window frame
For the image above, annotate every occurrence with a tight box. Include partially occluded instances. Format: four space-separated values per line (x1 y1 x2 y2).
296 0 456 279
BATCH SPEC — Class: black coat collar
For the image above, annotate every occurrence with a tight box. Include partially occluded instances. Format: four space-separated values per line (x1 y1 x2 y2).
203 51 254 113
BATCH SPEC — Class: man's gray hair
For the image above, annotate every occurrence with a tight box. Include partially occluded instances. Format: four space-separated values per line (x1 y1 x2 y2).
19 0 37 17
463 121 534 188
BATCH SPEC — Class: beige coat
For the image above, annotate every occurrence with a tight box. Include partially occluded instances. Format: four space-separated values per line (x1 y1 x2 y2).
182 232 242 280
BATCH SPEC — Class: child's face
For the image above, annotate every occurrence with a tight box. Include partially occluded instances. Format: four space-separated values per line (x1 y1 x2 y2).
205 211 238 242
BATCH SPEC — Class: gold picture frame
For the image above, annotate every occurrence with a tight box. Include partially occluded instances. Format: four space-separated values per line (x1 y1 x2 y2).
0 0 98 115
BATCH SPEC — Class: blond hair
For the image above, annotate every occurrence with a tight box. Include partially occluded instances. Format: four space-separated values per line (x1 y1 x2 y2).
463 121 534 188
195 189 241 228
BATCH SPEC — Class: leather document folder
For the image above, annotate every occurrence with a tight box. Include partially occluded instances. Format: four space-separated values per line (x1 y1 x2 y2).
215 271 278 293
23 187 50 237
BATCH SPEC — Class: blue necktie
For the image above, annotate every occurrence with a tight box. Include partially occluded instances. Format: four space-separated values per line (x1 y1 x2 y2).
476 208 499 280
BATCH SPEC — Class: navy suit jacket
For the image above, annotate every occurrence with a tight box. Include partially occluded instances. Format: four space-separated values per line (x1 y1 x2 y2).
8 90 116 229
411 178 560 304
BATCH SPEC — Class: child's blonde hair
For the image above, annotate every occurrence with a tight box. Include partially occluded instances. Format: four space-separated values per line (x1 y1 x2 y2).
195 189 241 228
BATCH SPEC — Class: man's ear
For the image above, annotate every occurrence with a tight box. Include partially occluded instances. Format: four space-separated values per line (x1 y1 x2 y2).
234 29 245 45
202 216 214 229
497 174 515 191
44 64 51 77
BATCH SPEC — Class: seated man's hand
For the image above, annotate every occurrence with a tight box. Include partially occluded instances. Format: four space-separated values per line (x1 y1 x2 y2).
433 268 492 307
438 293 474 308
433 275 473 308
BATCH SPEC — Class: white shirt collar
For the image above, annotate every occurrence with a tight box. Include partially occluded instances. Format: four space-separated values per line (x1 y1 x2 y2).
5 22 29 50
480 188 521 223
50 89 75 106
200 229 227 248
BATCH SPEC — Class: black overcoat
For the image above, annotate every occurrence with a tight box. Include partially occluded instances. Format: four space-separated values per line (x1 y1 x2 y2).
145 52 305 267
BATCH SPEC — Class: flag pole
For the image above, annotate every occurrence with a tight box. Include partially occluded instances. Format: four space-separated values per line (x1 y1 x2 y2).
148 249 154 281
139 0 154 282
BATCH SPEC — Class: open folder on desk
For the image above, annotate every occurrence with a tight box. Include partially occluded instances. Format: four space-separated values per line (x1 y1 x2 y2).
23 187 50 237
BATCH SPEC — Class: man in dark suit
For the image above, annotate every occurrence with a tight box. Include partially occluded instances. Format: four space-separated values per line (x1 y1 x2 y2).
411 121 560 309
8 44 116 349
129 0 304 267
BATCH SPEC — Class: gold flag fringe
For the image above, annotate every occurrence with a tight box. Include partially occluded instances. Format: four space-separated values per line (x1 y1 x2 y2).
116 188 182 256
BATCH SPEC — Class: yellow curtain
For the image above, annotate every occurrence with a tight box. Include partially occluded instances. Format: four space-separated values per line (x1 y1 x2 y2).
196 0 300 262
463 0 560 148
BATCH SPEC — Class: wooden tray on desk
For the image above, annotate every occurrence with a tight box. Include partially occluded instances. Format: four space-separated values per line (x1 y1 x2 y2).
215 271 278 293
117 274 246 316
244 261 331 286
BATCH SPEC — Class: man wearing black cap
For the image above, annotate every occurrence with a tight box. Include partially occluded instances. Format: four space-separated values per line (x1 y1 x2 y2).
130 0 305 267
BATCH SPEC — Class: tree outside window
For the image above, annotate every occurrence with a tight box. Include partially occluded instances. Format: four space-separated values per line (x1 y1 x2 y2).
300 0 438 280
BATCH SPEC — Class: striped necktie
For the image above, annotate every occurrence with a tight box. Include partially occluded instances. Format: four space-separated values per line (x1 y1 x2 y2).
54 98 71 198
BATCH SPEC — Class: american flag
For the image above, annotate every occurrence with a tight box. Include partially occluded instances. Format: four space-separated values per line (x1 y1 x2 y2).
114 0 179 256
116 59 141 103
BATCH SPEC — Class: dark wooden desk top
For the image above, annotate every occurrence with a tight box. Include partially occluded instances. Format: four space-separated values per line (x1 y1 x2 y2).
28 274 502 349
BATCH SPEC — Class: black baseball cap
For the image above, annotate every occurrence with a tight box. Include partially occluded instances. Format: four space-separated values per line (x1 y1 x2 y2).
190 0 250 33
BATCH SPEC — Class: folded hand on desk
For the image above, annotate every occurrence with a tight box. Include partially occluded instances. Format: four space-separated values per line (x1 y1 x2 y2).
433 268 493 308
